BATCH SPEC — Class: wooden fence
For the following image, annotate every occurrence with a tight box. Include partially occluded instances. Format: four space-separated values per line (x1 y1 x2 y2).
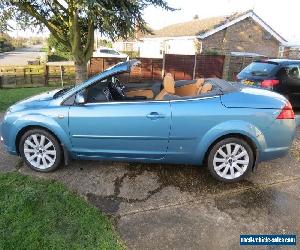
89 54 225 81
0 54 226 88
164 54 225 80
88 57 163 82
0 65 75 88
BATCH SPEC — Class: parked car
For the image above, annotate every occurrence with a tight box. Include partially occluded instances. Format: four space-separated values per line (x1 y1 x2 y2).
237 59 300 107
0 60 296 183
93 47 128 59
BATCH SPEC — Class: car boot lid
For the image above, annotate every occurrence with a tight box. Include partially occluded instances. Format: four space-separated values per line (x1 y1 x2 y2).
221 86 287 109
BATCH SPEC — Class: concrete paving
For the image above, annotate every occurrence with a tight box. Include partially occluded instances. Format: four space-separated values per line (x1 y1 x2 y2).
0 45 45 65
1 113 300 249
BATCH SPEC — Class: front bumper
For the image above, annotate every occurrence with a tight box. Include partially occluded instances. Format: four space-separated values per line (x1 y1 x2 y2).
0 121 3 142
0 120 17 155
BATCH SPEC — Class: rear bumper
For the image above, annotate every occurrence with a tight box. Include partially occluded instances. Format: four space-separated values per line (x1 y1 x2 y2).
259 146 290 162
258 119 296 162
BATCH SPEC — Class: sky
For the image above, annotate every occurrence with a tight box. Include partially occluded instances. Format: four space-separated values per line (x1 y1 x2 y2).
9 0 300 44
143 0 300 43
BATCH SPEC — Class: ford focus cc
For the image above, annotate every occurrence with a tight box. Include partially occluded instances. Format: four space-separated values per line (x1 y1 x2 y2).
0 60 296 182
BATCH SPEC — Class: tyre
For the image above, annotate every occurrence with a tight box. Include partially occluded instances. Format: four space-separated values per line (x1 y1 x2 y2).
207 137 254 183
19 129 62 172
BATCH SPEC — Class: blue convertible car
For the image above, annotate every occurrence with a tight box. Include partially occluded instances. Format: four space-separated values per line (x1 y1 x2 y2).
0 60 296 182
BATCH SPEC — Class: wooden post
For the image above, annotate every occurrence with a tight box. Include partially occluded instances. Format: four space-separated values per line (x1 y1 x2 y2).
222 53 231 80
14 68 17 87
44 65 49 86
151 59 154 81
60 65 64 87
162 52 166 79
23 68 26 85
193 53 197 80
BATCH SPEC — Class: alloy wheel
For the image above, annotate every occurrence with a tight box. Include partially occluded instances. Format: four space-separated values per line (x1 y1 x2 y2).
23 134 57 170
213 143 249 180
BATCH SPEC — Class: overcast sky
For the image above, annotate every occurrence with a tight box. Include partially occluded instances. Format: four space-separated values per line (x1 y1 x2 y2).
9 0 300 44
143 0 300 43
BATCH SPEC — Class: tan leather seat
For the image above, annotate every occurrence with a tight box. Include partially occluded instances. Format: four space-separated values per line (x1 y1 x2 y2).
125 89 154 99
175 78 204 97
198 83 213 95
155 73 175 100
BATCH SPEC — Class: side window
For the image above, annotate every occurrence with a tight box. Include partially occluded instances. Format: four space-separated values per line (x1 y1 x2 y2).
82 72 129 104
85 78 111 103
286 64 300 80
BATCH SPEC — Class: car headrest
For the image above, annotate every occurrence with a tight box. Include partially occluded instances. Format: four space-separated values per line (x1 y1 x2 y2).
200 83 213 94
195 78 205 87
163 73 175 94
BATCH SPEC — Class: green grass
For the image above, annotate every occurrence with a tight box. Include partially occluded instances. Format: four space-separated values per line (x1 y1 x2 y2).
0 87 56 112
0 172 124 250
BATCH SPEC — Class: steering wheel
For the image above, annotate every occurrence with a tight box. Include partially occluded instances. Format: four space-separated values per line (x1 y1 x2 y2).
110 77 126 99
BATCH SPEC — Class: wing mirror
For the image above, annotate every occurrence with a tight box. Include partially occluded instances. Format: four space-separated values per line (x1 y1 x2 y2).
75 91 86 104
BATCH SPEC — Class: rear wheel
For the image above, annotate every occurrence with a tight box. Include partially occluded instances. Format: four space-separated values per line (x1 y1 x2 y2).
19 129 62 172
207 138 254 183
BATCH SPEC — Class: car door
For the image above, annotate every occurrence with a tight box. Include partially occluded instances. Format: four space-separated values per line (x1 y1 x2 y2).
166 96 223 164
284 63 300 105
68 100 171 160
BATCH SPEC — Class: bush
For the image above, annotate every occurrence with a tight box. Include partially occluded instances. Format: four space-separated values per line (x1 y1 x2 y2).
47 34 72 61
0 35 15 53
0 46 14 53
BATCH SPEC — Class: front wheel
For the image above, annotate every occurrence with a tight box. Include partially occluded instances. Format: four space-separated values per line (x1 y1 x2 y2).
207 138 254 183
19 129 62 172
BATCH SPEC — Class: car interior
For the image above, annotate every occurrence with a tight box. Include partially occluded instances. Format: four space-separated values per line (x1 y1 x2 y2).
84 72 216 103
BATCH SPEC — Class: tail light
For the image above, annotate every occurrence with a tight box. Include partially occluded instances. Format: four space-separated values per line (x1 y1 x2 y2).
277 101 295 120
261 79 279 87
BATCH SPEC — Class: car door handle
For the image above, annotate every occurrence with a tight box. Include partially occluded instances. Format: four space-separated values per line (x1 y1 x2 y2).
146 112 165 120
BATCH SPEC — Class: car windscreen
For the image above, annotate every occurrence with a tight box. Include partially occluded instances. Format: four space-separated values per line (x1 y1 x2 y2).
238 61 278 78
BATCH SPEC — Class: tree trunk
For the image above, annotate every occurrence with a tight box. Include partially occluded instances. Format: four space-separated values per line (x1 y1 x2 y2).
75 61 88 84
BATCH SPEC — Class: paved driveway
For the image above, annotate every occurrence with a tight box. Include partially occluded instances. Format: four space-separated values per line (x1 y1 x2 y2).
1 112 300 249
0 45 45 65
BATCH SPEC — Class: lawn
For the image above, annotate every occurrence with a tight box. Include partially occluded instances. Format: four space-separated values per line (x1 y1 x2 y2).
0 172 124 249
0 87 56 112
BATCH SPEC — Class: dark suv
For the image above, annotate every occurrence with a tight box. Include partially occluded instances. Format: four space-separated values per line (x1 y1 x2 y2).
237 59 300 107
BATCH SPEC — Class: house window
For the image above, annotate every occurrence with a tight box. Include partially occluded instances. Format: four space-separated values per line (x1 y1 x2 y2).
278 46 285 58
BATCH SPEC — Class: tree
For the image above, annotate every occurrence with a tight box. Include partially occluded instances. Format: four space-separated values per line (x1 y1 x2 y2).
0 1 174 83
47 34 72 61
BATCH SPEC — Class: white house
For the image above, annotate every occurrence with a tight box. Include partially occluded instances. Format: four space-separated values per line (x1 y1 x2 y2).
139 37 197 58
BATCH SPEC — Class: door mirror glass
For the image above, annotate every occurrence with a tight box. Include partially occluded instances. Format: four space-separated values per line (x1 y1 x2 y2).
75 91 86 104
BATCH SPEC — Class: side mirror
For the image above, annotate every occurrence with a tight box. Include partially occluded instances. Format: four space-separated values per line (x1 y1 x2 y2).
75 91 86 104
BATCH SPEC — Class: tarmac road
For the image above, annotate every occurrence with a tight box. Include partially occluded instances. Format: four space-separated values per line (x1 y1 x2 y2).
0 45 45 65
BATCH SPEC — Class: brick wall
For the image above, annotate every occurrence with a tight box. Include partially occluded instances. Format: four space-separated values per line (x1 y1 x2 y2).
202 17 280 57
283 48 300 59
225 56 259 81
